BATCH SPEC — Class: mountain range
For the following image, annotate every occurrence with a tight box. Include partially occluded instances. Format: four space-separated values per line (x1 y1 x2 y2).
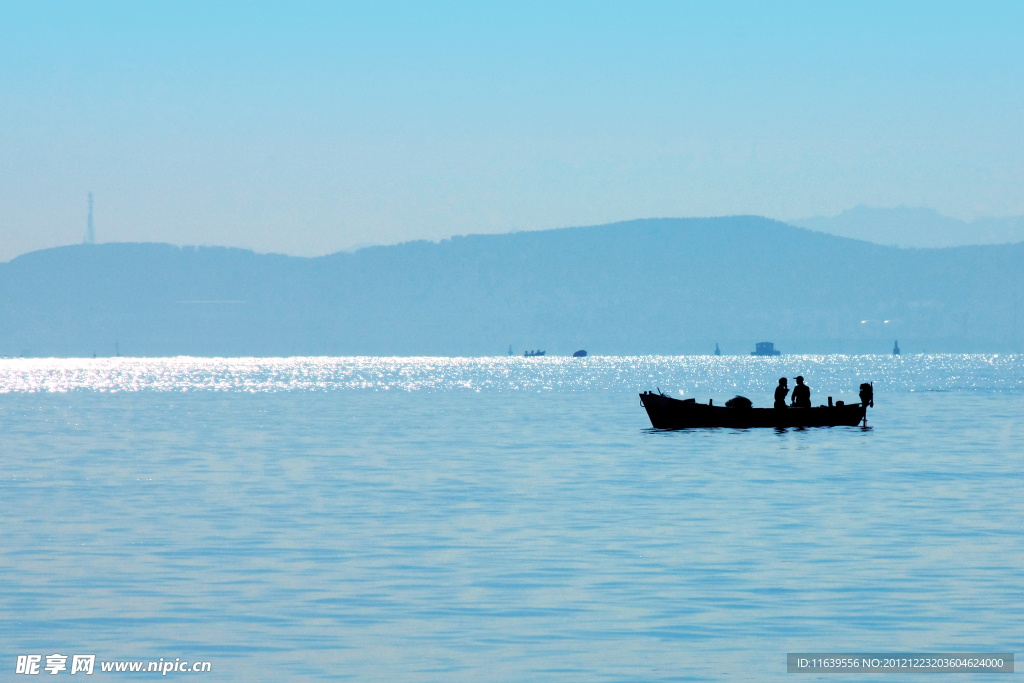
789 206 1024 249
2 216 1022 357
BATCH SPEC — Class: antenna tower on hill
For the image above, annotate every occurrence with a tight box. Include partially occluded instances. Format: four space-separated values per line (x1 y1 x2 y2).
84 192 95 244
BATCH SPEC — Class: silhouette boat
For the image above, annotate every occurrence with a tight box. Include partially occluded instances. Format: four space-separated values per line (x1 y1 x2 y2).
639 385 872 429
524 350 545 357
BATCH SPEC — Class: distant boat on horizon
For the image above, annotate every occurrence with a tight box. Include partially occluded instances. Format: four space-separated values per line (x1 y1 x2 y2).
893 340 901 355
751 341 781 356
524 350 545 357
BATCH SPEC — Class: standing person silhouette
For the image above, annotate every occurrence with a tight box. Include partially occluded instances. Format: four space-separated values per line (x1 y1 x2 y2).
774 377 789 409
791 376 811 408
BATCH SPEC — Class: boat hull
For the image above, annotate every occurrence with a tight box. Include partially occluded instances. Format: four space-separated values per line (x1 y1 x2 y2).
640 392 866 429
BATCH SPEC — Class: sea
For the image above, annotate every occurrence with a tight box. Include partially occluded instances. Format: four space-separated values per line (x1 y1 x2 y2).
1 354 1022 681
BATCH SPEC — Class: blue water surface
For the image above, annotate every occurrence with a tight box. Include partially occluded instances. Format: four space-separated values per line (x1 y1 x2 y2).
1 355 1022 681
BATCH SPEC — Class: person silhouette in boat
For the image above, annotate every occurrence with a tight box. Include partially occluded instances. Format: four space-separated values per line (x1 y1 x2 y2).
791 375 811 408
774 377 789 408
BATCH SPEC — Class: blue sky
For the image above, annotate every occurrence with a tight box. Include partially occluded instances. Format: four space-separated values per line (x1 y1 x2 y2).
2 1 1023 260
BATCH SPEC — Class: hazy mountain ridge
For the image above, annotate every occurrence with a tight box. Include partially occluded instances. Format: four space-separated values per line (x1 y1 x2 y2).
2 217 1022 357
789 206 1024 248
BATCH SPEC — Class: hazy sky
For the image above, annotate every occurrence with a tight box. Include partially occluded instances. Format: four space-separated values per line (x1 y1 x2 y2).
2 1 1023 261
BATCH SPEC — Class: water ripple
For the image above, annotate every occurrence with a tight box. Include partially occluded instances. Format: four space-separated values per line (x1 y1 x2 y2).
0 354 1021 394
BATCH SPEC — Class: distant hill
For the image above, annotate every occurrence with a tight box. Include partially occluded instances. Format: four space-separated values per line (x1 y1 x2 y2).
2 216 1023 357
789 206 1024 248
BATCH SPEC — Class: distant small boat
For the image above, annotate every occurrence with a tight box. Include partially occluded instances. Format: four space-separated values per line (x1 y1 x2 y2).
640 384 873 429
751 341 781 356
893 340 900 355
573 350 587 357
714 343 721 356
524 350 545 357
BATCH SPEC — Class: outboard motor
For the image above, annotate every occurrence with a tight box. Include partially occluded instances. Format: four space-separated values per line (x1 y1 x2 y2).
859 382 874 408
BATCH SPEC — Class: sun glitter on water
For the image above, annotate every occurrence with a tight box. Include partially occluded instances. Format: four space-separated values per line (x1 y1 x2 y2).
0 355 1020 395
